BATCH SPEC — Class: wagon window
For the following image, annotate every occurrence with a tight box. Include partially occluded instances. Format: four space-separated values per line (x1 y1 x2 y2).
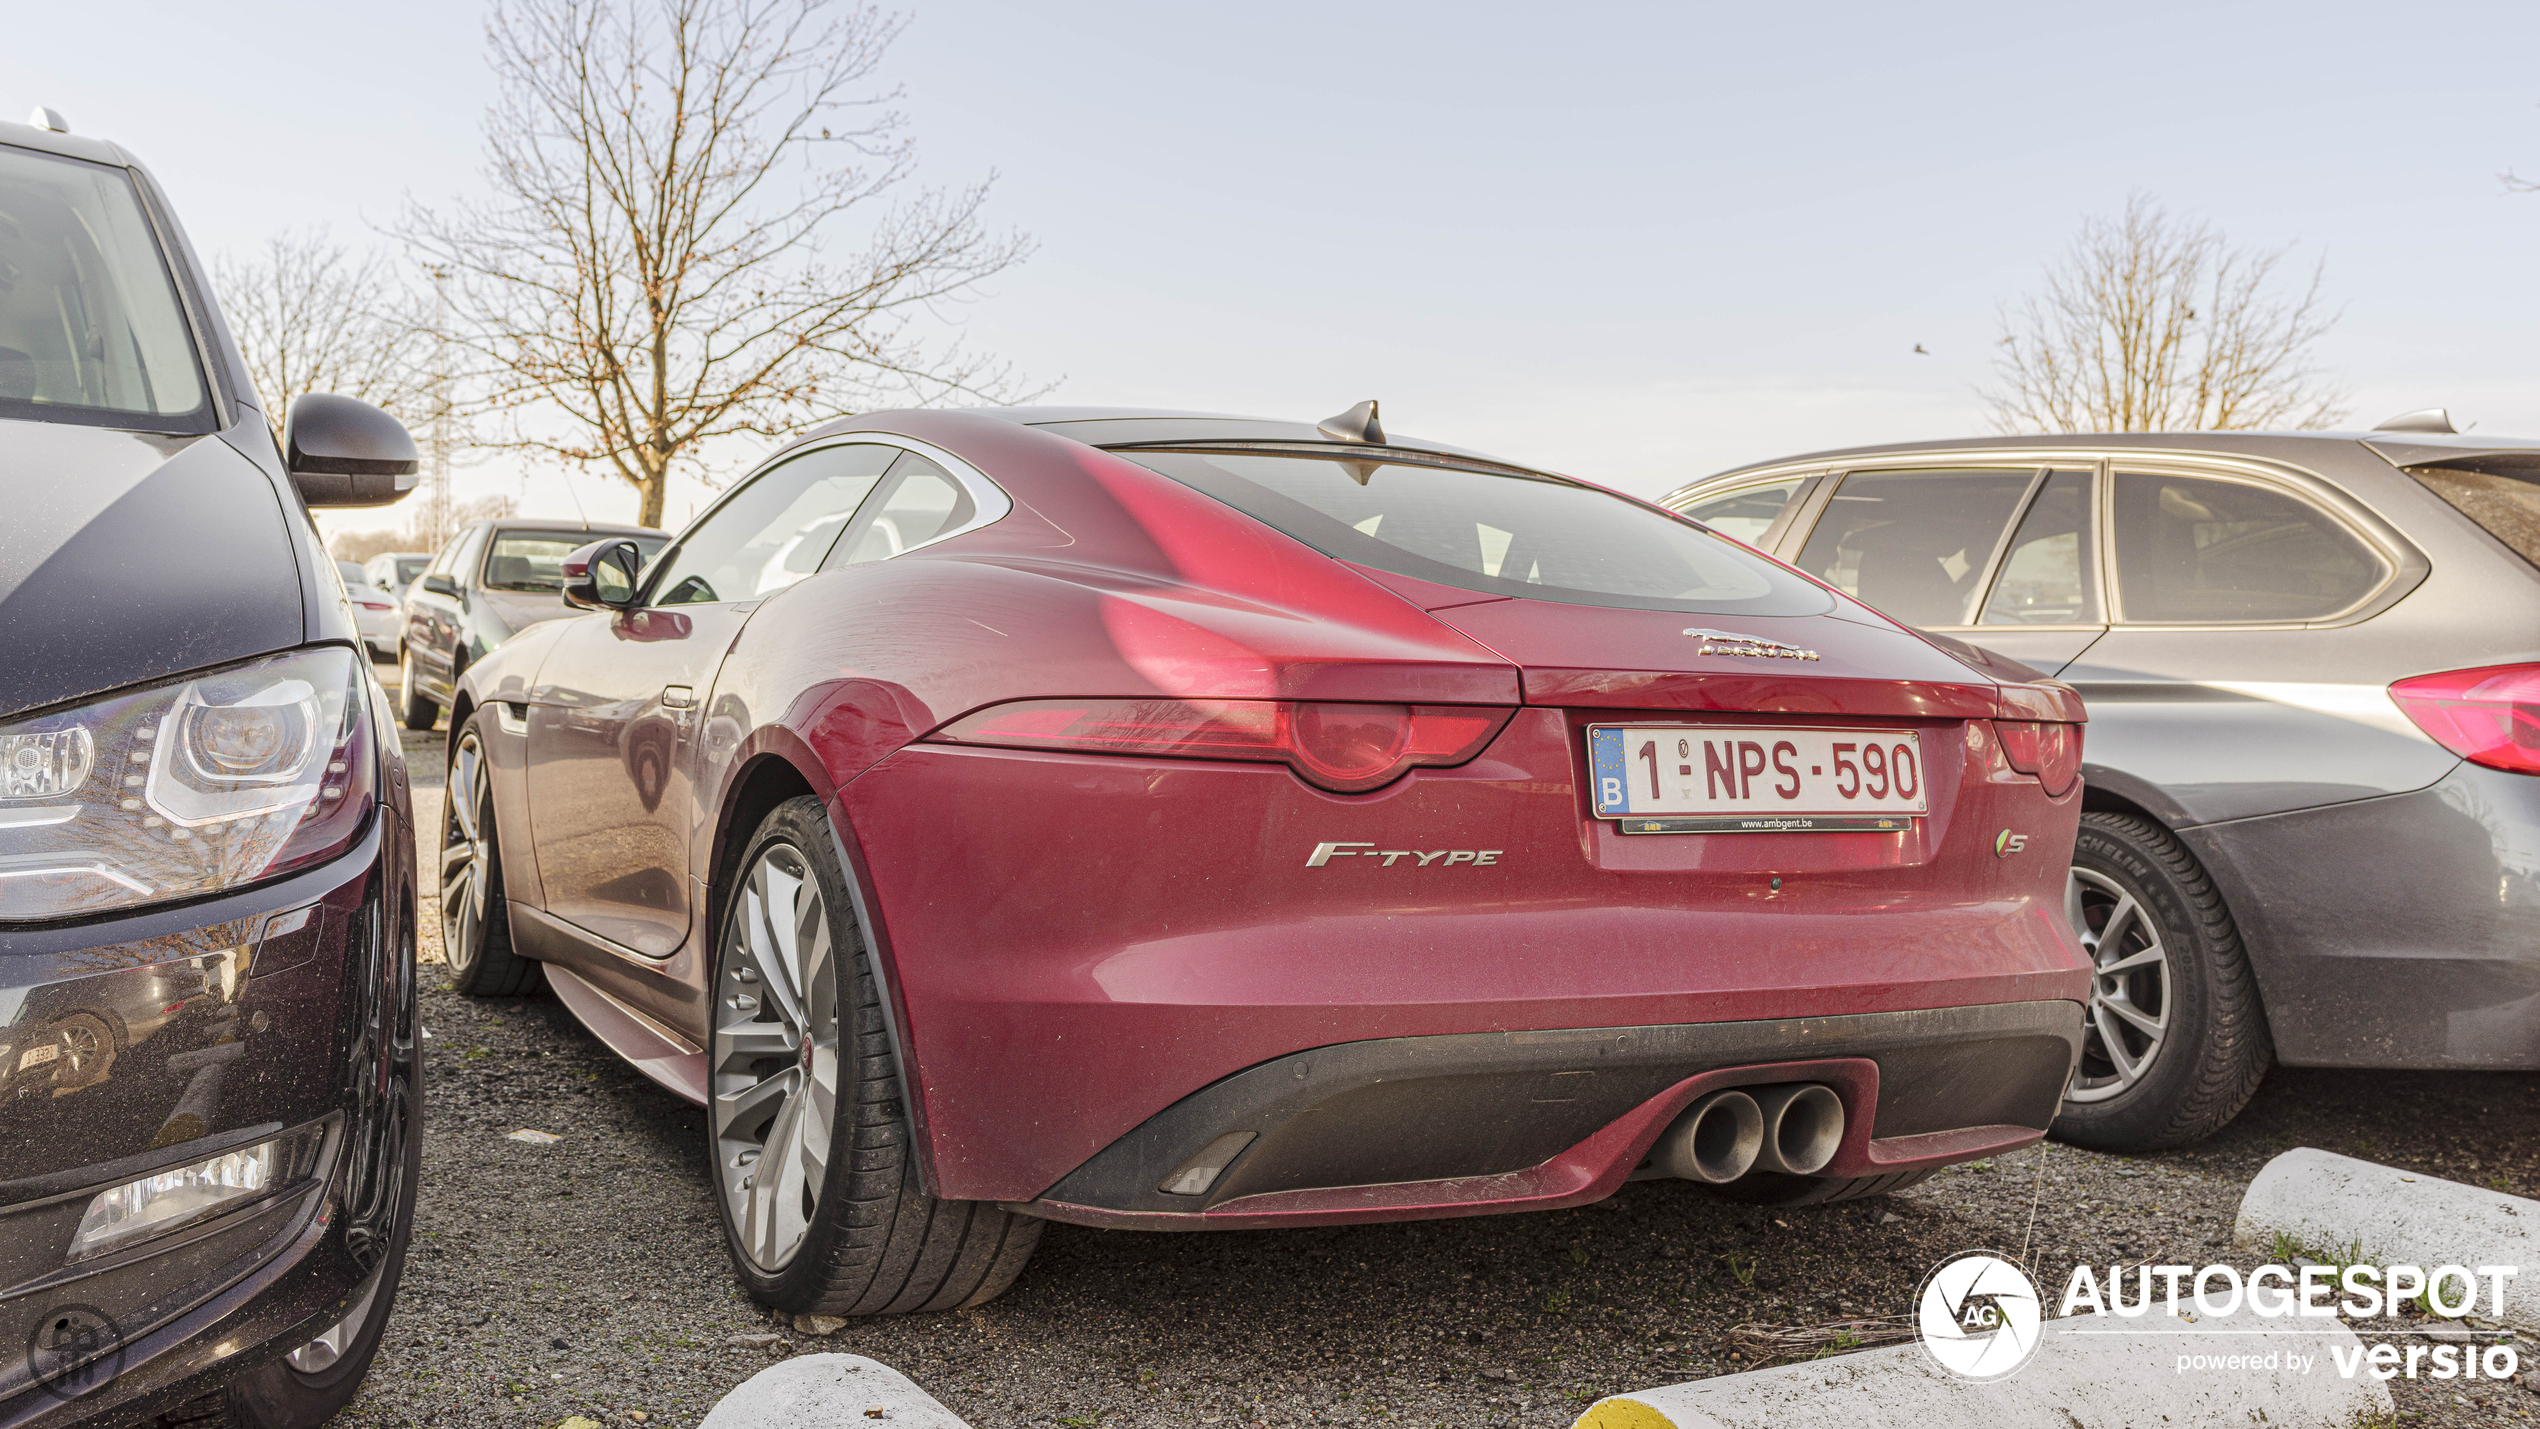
2109 472 2385 623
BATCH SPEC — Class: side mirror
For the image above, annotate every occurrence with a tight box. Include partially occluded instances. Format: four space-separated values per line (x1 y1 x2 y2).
420 573 460 598
561 539 643 610
282 393 420 507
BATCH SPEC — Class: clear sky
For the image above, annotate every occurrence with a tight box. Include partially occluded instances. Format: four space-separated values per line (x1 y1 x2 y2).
11 0 2540 537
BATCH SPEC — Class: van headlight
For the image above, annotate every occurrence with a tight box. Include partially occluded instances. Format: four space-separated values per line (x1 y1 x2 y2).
0 648 374 921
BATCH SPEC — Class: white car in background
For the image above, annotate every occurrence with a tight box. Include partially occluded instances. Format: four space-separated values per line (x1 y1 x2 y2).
364 550 431 602
335 559 401 658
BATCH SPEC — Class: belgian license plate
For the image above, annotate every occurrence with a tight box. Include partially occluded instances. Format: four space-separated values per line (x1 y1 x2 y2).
1587 725 1927 833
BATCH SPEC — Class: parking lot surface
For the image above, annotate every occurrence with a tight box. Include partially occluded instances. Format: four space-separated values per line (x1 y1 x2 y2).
344 686 2540 1428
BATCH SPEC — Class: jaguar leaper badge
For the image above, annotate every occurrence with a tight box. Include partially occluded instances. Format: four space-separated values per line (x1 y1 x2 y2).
1682 628 1821 661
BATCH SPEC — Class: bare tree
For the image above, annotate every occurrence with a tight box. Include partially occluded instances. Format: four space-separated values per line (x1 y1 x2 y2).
1982 194 2346 434
399 0 1035 528
213 230 433 444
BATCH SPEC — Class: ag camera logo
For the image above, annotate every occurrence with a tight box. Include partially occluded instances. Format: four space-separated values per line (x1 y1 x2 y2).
1918 1252 2043 1380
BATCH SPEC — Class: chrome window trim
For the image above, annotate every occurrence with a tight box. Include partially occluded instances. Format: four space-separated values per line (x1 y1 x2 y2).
639 433 1014 604
2093 455 2416 629
1668 472 1825 552
1961 468 2052 627
1677 446 2427 632
1786 463 2052 625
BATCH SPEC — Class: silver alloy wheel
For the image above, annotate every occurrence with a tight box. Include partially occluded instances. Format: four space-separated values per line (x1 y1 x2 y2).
285 1257 387 1373
440 729 493 976
710 841 840 1273
2064 865 2172 1102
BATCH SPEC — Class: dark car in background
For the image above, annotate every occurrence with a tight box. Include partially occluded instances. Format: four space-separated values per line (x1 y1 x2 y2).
0 114 420 1426
1663 419 2540 1150
397 518 665 730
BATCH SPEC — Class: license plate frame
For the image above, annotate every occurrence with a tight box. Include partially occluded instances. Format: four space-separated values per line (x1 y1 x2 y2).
1586 724 1928 833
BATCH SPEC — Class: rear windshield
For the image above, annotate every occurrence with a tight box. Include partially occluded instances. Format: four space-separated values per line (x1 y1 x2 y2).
482 531 667 591
1116 450 1834 617
0 144 209 431
2410 462 2540 571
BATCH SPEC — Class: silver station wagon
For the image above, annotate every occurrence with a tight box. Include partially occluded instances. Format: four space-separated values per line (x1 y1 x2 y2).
1663 417 2540 1150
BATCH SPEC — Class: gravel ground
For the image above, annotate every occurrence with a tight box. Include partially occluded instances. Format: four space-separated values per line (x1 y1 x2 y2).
347 681 2540 1429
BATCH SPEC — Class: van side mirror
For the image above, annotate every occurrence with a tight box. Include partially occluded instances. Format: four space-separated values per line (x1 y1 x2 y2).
283 393 420 507
561 539 643 610
420 573 460 597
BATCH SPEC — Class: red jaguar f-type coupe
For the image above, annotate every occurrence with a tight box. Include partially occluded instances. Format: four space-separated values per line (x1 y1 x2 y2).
443 403 2091 1316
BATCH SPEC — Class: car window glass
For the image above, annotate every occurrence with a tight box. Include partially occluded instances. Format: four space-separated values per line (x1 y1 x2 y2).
0 146 208 430
335 560 369 588
396 556 429 587
441 527 488 588
1982 470 2099 625
831 454 976 567
653 443 897 605
1680 480 1807 547
2111 472 2387 623
1794 469 2037 627
2409 463 2540 571
1115 450 1829 616
484 531 623 592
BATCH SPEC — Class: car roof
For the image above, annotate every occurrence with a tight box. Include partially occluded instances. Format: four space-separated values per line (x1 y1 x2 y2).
1693 427 2540 489
0 118 135 170
480 517 665 537
947 405 1537 471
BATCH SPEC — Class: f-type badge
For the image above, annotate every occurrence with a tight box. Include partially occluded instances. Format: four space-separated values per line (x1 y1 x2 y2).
1307 842 1503 867
1683 628 1820 661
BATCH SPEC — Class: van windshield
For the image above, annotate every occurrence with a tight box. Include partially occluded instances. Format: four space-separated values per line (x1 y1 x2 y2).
1116 449 1834 616
0 144 208 431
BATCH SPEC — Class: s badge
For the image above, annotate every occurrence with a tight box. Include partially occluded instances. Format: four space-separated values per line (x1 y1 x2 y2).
1994 830 2028 857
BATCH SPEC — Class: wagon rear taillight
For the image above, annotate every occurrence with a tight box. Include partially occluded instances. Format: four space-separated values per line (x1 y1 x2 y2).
929 699 1513 793
2390 663 2540 775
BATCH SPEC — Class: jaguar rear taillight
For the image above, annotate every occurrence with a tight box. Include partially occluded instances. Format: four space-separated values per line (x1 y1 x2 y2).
2390 663 2540 775
1993 720 2082 796
928 699 1513 793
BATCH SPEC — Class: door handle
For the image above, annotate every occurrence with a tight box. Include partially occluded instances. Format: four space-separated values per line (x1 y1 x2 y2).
662 685 697 710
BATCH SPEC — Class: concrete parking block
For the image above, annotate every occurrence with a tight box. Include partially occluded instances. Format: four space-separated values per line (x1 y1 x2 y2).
1570 1304 2389 1429
699 1354 971 1429
2233 1147 2540 1334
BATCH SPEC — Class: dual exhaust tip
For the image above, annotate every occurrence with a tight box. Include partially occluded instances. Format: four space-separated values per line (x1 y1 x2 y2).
1651 1083 1845 1184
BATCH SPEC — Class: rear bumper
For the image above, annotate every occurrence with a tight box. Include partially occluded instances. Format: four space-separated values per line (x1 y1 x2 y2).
842 707 2090 1203
1015 1000 2083 1229
2186 761 2540 1070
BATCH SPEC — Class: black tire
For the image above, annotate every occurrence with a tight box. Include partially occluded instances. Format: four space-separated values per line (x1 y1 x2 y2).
441 712 541 996
1700 1167 1935 1206
398 647 438 732
2051 811 2271 1151
708 797 1041 1316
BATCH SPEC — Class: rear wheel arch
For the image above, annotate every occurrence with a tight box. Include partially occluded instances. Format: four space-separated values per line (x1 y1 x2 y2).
705 749 935 1193
2077 769 2195 832
708 752 823 943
